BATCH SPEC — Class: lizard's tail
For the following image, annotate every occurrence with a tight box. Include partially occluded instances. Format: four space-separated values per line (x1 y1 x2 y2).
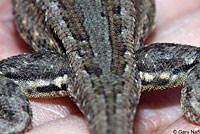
71 76 141 134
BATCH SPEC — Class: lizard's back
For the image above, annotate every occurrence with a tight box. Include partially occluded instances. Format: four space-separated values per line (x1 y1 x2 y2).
12 0 155 133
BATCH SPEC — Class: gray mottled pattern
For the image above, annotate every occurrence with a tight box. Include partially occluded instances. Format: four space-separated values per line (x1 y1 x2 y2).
0 0 199 134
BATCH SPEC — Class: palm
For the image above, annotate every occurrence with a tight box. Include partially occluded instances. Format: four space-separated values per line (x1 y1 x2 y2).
0 0 200 133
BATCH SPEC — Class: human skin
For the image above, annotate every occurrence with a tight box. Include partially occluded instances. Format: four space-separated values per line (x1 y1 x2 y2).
0 0 200 133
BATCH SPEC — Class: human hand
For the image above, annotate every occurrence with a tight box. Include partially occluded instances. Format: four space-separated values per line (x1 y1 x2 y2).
0 0 200 134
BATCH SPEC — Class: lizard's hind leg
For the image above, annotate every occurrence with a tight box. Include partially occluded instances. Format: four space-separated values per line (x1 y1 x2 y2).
135 43 200 124
181 63 200 124
0 74 31 134
0 50 71 133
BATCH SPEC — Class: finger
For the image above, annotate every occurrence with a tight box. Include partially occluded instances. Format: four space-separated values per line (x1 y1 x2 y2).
156 0 200 27
26 115 88 134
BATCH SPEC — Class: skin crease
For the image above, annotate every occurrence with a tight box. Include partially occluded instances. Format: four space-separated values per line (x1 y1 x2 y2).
0 0 200 133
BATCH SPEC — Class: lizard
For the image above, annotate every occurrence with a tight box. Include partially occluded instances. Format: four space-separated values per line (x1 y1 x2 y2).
0 0 200 134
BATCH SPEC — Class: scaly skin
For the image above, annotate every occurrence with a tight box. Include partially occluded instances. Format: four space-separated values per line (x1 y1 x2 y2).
11 0 155 133
0 0 199 134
